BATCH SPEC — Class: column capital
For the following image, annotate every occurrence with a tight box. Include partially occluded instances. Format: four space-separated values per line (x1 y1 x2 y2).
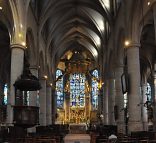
127 42 140 49
152 68 156 77
46 82 53 88
39 76 47 81
10 43 26 50
141 83 147 87
153 73 156 79
152 2 156 10
105 72 115 80
114 63 125 69
29 65 39 70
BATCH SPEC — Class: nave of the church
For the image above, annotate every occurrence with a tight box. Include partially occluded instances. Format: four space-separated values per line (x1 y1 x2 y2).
0 0 156 142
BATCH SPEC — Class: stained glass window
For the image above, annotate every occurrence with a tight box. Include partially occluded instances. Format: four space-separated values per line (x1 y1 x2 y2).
91 69 99 109
70 73 85 107
56 69 64 108
3 84 8 105
146 83 151 101
26 91 30 106
124 93 128 108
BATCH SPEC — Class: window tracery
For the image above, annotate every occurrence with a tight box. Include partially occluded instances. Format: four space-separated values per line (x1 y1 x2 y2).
91 69 99 110
56 69 64 108
70 73 85 107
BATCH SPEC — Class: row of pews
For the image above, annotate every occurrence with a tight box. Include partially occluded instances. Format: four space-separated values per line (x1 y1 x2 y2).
0 124 69 143
89 125 156 143
11 136 58 143
92 134 156 143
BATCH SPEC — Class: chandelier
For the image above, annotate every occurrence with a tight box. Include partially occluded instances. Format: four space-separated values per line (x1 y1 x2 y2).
64 51 91 74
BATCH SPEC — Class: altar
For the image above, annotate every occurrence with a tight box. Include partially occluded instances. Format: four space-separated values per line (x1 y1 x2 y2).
69 123 87 134
64 134 90 143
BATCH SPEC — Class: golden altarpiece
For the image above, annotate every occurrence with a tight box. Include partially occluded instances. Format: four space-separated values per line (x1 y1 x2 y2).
55 51 99 124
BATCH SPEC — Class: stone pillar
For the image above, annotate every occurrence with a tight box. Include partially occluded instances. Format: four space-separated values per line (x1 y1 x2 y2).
27 66 38 133
153 4 156 45
98 90 101 118
153 64 156 130
115 64 125 133
39 78 47 126
141 83 148 131
103 80 109 124
152 5 156 130
153 4 156 120
46 83 52 125
0 82 4 105
108 75 116 125
127 43 143 132
65 92 70 123
29 66 38 106
7 44 25 124
52 88 56 124
85 92 90 122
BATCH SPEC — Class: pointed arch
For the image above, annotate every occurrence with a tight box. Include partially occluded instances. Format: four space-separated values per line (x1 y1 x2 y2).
26 28 37 65
38 52 45 77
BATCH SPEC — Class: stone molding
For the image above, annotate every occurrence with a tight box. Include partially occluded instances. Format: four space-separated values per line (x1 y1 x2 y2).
10 43 26 50
46 82 53 88
127 42 140 49
29 65 39 70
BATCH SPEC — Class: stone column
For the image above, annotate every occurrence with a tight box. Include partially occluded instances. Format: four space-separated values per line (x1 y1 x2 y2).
7 44 25 124
153 64 156 130
52 88 56 124
98 88 103 117
115 64 125 133
27 66 38 133
103 80 109 125
29 66 38 106
39 78 47 126
108 75 116 125
141 83 148 131
85 92 90 121
153 4 156 45
152 6 156 131
65 92 70 123
0 82 4 105
46 83 52 125
127 43 143 132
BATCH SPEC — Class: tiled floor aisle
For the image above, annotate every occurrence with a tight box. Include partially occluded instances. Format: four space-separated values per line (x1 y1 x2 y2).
64 134 90 143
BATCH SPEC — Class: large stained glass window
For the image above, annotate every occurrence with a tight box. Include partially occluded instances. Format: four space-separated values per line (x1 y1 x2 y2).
3 84 8 105
56 69 64 108
70 73 85 107
91 69 99 109
146 83 151 101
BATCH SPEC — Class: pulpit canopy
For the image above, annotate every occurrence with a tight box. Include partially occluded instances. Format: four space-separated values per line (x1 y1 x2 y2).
14 62 41 91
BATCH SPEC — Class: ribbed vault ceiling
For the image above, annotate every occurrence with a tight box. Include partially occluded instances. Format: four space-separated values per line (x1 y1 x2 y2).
39 0 112 66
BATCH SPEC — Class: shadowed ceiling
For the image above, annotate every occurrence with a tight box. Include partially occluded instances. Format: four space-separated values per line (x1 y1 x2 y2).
38 0 112 69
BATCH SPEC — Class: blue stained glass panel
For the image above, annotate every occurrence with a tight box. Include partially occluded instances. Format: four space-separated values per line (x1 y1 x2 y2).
92 69 99 109
3 84 8 105
56 69 64 108
70 73 85 107
146 83 151 101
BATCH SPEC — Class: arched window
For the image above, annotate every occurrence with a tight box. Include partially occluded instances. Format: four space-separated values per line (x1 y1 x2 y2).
91 69 99 110
56 69 64 108
146 83 151 101
26 91 30 106
70 73 85 107
124 93 128 108
3 84 8 105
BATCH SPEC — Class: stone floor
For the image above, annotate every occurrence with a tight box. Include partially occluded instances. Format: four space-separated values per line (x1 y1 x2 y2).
64 134 90 143
64 124 90 143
